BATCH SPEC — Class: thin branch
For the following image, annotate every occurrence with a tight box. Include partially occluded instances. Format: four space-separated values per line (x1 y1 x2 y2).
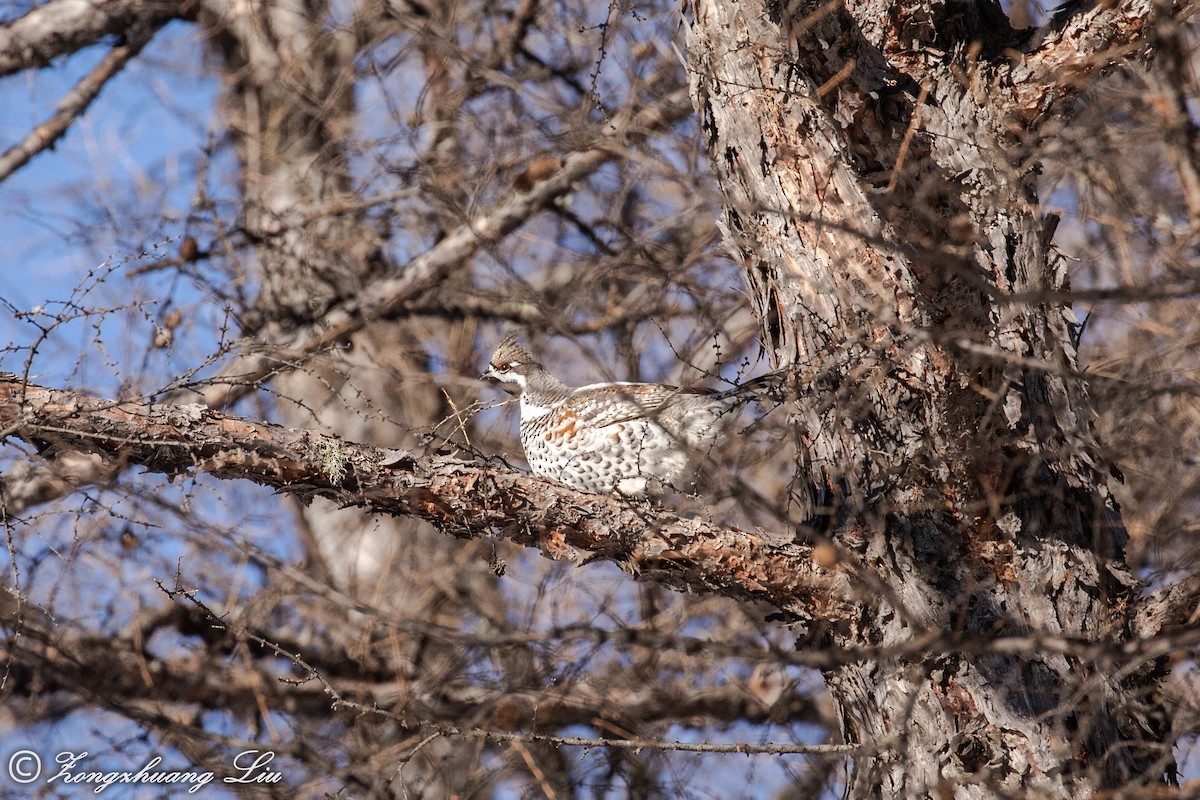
188 87 696 409
0 26 161 183
434 726 857 757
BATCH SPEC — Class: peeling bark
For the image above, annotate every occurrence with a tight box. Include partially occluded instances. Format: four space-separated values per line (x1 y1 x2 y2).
686 0 1178 794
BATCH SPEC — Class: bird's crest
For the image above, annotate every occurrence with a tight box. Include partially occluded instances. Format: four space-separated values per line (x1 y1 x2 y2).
490 331 538 369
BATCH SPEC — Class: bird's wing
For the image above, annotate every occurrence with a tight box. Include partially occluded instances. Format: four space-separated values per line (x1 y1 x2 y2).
561 382 711 428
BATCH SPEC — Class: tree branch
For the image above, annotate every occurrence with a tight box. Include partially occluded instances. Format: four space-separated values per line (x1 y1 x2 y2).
1135 573 1200 638
0 0 186 76
188 87 696 409
0 376 846 621
2 90 696 515
1007 0 1167 121
0 595 829 733
0 450 117 516
0 24 161 183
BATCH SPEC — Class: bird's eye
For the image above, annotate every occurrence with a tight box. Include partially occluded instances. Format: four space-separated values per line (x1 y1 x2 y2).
495 360 519 371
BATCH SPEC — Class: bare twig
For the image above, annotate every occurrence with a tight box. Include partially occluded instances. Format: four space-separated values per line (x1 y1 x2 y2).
188 88 696 409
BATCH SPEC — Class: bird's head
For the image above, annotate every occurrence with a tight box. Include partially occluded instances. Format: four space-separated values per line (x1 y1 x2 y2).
480 332 539 394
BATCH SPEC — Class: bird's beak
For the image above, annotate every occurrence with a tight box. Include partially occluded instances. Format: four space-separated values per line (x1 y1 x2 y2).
480 367 500 384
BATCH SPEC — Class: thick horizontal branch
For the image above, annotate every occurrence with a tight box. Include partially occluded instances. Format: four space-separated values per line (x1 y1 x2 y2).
0 376 846 622
1007 0 1163 120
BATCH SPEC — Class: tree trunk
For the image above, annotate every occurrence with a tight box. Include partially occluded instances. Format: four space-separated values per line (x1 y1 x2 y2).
686 0 1174 795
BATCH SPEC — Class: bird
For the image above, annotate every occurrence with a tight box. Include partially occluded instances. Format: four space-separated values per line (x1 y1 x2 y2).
480 333 782 498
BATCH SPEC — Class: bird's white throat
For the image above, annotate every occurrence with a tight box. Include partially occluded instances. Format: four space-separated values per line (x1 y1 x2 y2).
520 399 553 420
